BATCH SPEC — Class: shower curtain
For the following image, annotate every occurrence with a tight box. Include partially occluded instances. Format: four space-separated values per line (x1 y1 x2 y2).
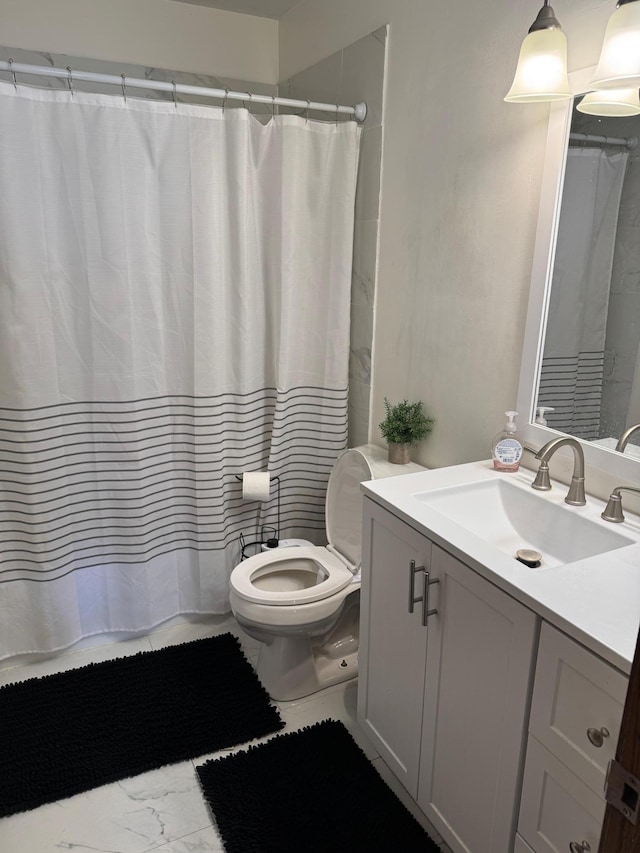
0 81 360 659
538 145 628 439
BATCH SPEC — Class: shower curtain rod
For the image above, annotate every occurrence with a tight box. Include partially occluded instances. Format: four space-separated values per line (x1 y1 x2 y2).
569 131 637 150
0 59 368 123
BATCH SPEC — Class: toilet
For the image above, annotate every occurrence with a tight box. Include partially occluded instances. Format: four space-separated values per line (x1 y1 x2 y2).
229 444 424 701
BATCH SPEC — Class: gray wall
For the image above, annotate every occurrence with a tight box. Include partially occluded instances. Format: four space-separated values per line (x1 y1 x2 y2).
279 27 387 447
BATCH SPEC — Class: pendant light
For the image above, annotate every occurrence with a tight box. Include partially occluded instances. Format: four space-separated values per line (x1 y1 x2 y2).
577 87 640 116
591 0 640 89
505 1 572 102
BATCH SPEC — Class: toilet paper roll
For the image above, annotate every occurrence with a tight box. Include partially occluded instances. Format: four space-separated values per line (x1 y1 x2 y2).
242 471 271 502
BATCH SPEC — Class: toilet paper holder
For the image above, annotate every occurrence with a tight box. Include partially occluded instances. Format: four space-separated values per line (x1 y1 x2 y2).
235 474 281 559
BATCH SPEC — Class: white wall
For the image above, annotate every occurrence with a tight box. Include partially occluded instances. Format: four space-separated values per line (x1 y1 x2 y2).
280 0 618 469
279 28 387 448
0 0 278 83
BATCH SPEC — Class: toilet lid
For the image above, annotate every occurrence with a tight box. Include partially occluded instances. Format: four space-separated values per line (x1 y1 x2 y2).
325 448 373 569
325 444 424 570
230 546 354 606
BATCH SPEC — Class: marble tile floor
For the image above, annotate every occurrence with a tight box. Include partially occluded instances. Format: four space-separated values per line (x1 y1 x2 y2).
0 615 451 853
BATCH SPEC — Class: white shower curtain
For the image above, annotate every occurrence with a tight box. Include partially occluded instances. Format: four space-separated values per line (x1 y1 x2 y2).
0 81 360 659
538 146 628 439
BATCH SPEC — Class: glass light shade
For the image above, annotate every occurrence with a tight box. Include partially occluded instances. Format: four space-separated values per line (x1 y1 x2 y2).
504 27 572 102
577 87 640 116
591 1 640 89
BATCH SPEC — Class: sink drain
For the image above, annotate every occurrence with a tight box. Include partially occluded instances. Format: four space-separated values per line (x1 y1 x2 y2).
515 548 542 568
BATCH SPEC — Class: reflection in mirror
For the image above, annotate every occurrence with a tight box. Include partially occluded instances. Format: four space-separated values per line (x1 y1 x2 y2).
536 99 640 455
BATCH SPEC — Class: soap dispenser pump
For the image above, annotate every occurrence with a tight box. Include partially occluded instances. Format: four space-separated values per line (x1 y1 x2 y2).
492 411 523 472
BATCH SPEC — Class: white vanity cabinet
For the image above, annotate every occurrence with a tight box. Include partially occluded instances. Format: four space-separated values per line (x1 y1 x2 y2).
517 622 628 853
358 497 537 853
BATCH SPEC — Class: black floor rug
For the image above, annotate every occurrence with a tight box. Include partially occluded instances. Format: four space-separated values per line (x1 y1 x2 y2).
0 632 284 818
197 719 441 853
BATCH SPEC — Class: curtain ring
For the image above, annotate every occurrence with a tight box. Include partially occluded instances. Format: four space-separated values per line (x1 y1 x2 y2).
242 91 252 111
121 74 127 104
336 104 340 126
222 87 229 112
305 99 311 124
66 66 74 98
271 94 276 118
172 80 178 110
8 58 17 91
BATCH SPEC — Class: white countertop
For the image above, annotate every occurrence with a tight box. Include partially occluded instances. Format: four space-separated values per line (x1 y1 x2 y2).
362 460 640 675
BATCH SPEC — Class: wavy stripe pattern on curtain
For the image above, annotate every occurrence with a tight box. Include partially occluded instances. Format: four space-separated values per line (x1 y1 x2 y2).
0 81 360 659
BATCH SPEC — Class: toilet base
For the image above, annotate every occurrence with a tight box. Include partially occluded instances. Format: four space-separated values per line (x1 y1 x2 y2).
253 592 359 702
256 638 358 702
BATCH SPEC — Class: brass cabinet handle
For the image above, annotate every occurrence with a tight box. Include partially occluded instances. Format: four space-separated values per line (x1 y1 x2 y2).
569 842 591 853
587 727 610 748
407 560 439 627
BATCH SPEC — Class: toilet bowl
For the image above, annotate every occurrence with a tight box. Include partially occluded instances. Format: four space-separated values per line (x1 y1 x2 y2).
229 444 424 701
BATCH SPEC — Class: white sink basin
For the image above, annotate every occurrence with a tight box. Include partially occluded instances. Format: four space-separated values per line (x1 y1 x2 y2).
413 478 634 568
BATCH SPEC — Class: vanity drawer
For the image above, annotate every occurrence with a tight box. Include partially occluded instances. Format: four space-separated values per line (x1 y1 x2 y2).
519 736 604 853
529 622 627 794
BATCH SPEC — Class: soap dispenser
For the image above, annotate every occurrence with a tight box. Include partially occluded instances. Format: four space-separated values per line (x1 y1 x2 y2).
491 411 523 472
535 407 554 426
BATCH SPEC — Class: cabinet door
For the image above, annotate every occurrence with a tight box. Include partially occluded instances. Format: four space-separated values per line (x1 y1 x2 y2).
514 835 536 853
358 498 431 798
417 544 537 853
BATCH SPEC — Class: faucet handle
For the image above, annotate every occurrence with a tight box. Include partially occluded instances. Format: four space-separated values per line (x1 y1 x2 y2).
602 493 624 523
531 460 551 491
601 486 640 523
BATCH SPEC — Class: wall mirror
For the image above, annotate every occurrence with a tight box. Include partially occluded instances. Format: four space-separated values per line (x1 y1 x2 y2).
517 66 640 481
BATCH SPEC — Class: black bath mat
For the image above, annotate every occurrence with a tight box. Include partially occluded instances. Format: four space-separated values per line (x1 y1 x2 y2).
196 719 440 853
0 633 284 818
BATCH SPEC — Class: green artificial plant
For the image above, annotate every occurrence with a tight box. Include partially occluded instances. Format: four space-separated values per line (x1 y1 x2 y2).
379 398 435 446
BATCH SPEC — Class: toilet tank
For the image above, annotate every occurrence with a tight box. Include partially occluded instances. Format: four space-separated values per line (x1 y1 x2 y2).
325 444 425 570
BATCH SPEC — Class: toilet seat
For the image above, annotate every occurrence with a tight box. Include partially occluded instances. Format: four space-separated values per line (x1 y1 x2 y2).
230 546 353 607
231 447 417 611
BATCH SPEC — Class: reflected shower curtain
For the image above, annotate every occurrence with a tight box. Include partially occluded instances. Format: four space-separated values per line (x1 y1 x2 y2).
0 82 360 659
538 146 628 439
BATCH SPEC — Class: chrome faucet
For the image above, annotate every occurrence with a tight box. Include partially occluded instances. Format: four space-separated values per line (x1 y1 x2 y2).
531 437 586 506
601 486 640 523
615 423 640 453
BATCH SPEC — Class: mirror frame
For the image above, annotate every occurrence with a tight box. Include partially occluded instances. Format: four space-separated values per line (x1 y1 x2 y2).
516 66 640 481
